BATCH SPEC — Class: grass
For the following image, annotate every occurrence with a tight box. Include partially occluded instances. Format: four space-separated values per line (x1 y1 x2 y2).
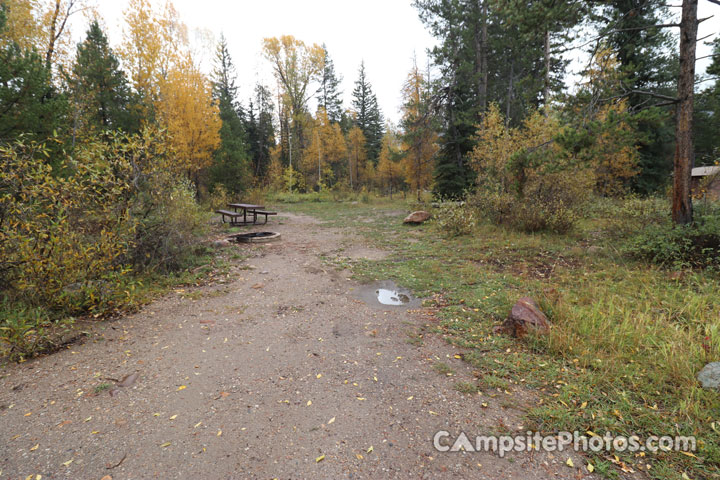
94 382 112 394
276 193 720 480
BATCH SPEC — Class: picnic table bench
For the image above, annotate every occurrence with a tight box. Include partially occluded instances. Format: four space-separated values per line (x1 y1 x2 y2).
216 203 277 226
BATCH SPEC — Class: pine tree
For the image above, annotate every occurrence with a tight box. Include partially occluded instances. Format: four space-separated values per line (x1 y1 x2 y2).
317 44 344 124
695 37 720 163
0 5 65 142
69 20 140 137
210 35 250 194
400 60 438 201
246 83 276 180
351 61 384 164
414 0 584 199
594 0 677 193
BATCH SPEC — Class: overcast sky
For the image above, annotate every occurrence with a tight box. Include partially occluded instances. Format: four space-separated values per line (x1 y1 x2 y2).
88 0 719 124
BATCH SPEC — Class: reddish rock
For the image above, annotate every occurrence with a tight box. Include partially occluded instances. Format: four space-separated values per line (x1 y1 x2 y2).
497 297 550 338
403 211 432 224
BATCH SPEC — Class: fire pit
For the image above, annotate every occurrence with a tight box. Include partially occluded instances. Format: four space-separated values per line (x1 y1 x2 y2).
229 231 281 244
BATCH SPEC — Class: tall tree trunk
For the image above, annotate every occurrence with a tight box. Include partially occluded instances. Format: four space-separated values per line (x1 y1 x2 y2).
46 0 61 70
673 0 698 225
543 29 551 111
505 60 514 126
474 0 488 112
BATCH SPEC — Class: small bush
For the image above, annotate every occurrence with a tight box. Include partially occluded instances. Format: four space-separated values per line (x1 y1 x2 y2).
207 184 230 211
626 207 720 269
129 178 207 272
0 302 69 362
472 172 588 234
435 203 477 237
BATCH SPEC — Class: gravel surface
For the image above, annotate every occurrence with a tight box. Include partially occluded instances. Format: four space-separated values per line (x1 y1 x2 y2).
0 212 603 479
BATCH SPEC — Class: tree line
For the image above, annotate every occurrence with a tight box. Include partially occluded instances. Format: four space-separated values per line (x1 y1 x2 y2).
1 0 719 218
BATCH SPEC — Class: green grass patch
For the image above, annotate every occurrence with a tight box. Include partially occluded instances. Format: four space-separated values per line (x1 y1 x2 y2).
278 196 720 480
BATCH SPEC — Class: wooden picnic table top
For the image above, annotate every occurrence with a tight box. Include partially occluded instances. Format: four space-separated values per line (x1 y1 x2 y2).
228 203 265 210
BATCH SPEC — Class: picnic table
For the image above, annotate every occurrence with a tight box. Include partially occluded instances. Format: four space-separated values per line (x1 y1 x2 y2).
216 203 277 226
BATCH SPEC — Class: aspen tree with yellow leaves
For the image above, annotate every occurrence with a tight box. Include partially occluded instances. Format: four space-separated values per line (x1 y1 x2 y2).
1 0 93 77
262 35 324 167
121 0 187 113
157 53 221 182
120 0 220 182
301 108 347 189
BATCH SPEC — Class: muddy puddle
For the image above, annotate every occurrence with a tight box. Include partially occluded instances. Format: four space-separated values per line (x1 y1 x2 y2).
354 281 421 308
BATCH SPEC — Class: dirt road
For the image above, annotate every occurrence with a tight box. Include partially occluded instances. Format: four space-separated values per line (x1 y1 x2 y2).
0 213 596 479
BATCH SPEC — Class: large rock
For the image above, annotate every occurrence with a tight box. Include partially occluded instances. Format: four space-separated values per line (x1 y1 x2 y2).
496 297 550 338
698 362 720 390
404 211 432 224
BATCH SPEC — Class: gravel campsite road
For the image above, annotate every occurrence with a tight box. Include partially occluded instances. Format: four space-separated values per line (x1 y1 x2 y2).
0 212 602 479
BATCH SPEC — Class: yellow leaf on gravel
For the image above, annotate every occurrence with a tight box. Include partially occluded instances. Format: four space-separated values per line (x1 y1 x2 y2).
356 454 363 460
160 442 171 448
30 444 39 451
169 415 177 420
357 397 366 401
194 422 202 428
316 374 322 378
407 396 414 400
328 417 335 424
307 400 312 406
587 462 594 473
217 430 222 437
62 459 73 467
367 446 373 453
177 385 186 391
316 455 325 463
566 458 574 468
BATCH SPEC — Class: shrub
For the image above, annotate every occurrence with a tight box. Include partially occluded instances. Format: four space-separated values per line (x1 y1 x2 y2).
0 128 207 359
435 203 477 237
626 206 720 269
0 301 69 362
468 105 592 233
472 172 588 234
207 184 230 211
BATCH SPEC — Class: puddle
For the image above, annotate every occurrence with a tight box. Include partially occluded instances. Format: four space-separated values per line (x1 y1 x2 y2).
355 281 421 308
376 289 411 305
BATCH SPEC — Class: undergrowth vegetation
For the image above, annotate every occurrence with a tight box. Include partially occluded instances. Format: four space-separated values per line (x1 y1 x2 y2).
0 129 211 361
280 195 720 480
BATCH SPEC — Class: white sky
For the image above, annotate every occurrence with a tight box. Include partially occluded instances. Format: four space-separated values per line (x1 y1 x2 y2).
90 0 437 124
84 0 719 123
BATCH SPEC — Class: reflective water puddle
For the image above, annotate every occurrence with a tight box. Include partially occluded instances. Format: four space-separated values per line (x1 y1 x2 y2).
355 281 420 308
376 289 411 306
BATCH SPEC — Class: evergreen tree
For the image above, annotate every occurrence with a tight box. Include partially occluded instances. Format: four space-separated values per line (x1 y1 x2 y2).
0 5 65 142
246 83 275 180
351 61 384 163
695 37 720 163
210 35 250 194
317 44 343 124
69 20 140 136
594 0 677 193
415 0 582 198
